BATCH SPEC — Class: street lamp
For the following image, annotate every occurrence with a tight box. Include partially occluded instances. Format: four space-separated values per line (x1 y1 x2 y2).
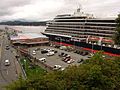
24 59 26 70
73 39 75 49
71 38 75 49
59 37 62 46
92 42 94 54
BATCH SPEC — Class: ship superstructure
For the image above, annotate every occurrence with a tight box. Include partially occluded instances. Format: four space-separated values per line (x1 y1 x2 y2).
44 8 120 55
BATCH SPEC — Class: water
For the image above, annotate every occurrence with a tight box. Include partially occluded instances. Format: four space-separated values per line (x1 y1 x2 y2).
0 25 46 33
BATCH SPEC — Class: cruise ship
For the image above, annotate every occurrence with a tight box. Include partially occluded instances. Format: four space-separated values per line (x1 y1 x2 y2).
43 8 120 55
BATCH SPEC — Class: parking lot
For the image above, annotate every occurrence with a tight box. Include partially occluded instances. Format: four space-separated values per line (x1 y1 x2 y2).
28 45 90 70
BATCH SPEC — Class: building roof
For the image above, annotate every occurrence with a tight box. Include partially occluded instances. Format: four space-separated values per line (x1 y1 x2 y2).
44 32 72 38
10 33 48 40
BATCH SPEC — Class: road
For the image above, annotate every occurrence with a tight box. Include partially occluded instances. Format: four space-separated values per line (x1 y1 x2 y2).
0 33 19 89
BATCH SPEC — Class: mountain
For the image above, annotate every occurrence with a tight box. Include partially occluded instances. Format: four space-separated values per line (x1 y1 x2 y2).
0 20 47 26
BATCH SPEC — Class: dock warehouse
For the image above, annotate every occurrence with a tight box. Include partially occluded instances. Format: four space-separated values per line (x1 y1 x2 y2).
10 33 49 46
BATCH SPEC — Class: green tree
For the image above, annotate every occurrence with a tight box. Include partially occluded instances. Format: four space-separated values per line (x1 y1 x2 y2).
6 52 120 90
113 14 120 45
5 75 27 90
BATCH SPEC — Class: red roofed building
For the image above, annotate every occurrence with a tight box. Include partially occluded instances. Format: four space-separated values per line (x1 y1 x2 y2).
10 33 49 45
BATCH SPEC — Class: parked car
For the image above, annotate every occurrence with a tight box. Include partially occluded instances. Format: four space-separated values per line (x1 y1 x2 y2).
74 50 77 53
32 50 36 53
6 47 10 50
77 59 84 63
82 52 89 56
59 52 64 57
39 58 46 63
55 45 60 48
15 55 20 58
53 65 62 70
47 52 54 56
63 53 68 57
60 46 67 50
32 52 36 55
54 50 58 53
41 50 48 54
46 49 51 52
67 59 75 64
6 45 9 47
76 51 80 54
79 51 83 55
5 59 10 66
62 57 66 61
66 55 71 58
64 58 71 62
85 52 89 55
62 55 71 61
6 45 9 50
50 49 54 51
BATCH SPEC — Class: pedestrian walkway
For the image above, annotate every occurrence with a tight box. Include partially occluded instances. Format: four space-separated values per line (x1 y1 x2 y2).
11 48 26 78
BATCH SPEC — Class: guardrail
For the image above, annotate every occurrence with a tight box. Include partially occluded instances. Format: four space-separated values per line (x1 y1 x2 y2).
12 47 27 79
17 58 27 79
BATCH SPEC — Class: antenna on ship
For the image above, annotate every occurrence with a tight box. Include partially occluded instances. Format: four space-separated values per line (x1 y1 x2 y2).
73 3 82 16
77 4 82 13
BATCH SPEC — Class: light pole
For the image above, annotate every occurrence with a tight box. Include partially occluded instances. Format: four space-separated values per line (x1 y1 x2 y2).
59 37 62 46
24 59 26 70
74 39 75 49
99 37 103 51
92 42 94 54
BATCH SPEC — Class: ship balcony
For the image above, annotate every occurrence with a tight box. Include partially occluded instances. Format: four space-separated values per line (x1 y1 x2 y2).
47 26 115 32
50 22 116 27
46 27 115 35
49 24 115 29
51 30 112 38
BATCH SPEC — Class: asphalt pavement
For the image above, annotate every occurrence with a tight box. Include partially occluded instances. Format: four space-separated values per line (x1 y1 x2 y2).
0 33 21 89
29 46 89 69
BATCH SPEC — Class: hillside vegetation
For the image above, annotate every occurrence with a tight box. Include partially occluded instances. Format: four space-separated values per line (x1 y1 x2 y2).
6 52 120 90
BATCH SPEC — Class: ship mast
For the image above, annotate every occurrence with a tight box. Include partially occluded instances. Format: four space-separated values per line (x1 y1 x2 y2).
77 4 81 13
73 4 82 16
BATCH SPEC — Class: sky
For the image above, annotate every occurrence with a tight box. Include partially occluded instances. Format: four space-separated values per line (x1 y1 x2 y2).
0 0 120 21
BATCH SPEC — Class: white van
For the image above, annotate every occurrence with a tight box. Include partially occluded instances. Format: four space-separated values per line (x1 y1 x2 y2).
39 58 46 63
5 60 10 66
53 65 62 70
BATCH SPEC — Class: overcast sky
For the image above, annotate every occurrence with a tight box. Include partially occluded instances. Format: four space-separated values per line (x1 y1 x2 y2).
0 0 120 21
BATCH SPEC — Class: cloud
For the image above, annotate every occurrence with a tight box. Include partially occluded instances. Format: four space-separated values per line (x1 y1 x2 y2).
0 0 31 21
0 0 120 21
